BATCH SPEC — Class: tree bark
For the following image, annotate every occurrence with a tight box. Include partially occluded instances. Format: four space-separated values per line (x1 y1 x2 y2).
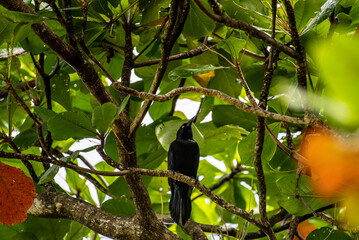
28 191 180 239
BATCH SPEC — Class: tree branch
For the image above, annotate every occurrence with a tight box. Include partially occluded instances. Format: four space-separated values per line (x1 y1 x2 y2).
1 150 265 230
113 83 310 125
134 43 216 68
28 191 180 239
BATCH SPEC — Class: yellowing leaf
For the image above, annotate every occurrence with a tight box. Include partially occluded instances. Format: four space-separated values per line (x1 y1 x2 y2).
193 70 215 87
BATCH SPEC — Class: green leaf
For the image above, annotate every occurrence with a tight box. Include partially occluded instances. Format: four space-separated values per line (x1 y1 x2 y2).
91 0 112 17
340 0 356 8
294 0 321 31
139 0 169 25
104 131 119 163
20 31 47 54
155 120 204 151
66 167 87 193
51 72 72 111
182 1 216 38
101 198 136 216
307 227 351 240
168 64 225 81
0 9 44 23
208 68 242 98
34 106 57 122
65 221 90 240
237 123 280 166
218 37 246 58
0 217 71 240
48 112 97 140
108 177 131 197
200 124 247 156
10 232 38 240
212 105 257 131
38 165 60 184
277 174 336 215
136 125 158 156
92 102 117 135
301 0 342 35
12 127 38 150
138 148 167 169
118 95 130 114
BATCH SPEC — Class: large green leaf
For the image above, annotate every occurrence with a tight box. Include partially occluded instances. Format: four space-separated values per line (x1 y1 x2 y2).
92 102 117 135
182 1 216 38
101 198 136 216
212 105 257 131
0 9 44 23
301 0 342 35
20 31 47 54
294 0 321 31
0 217 71 240
34 106 57 122
139 0 169 25
307 227 351 240
200 124 247 156
12 127 38 150
48 112 97 140
51 71 72 111
237 123 280 166
277 174 336 215
208 68 242 98
65 221 90 240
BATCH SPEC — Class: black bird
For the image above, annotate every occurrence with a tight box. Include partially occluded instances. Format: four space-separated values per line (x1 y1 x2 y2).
168 118 200 225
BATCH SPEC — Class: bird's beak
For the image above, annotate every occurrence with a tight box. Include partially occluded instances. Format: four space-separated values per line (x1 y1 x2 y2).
186 116 196 126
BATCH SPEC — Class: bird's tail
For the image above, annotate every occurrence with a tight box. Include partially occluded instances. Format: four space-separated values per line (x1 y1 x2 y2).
169 183 192 225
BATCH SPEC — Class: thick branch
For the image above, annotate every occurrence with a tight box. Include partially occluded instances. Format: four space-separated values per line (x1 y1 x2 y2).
28 191 180 240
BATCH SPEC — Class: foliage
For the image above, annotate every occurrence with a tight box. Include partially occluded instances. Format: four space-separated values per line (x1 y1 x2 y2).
1 0 359 239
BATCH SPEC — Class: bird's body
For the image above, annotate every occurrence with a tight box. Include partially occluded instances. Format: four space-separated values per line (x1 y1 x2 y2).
168 119 199 225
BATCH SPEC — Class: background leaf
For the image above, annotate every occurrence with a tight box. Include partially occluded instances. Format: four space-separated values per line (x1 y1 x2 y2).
48 112 97 140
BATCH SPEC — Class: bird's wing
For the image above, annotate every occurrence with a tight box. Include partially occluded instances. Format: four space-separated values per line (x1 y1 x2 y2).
168 142 176 187
168 142 175 171
193 143 200 179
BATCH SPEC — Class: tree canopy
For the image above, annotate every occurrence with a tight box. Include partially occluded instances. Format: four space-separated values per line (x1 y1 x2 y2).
1 0 359 239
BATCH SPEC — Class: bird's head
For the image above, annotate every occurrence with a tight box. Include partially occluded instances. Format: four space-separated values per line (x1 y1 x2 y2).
176 117 195 140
